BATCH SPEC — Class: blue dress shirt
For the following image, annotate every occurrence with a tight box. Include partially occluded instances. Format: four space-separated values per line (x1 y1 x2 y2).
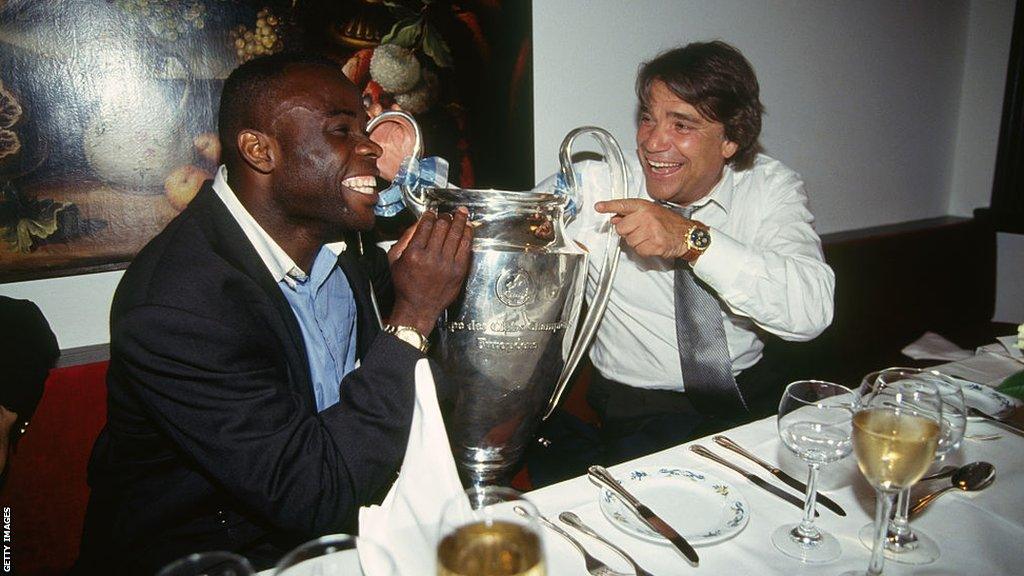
279 245 358 412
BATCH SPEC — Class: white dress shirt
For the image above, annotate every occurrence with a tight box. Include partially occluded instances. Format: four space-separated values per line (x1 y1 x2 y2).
211 165 348 284
560 153 835 391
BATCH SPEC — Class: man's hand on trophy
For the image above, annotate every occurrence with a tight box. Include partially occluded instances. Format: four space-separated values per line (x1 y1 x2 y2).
595 198 693 259
367 106 416 181
388 207 473 335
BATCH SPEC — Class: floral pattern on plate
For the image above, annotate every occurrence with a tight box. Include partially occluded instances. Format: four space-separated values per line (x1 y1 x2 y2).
598 466 749 546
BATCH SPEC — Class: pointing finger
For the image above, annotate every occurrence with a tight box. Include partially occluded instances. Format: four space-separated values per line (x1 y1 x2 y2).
594 198 653 215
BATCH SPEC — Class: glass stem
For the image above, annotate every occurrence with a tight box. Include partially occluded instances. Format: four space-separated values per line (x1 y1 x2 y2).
795 464 820 538
869 490 896 576
890 487 912 539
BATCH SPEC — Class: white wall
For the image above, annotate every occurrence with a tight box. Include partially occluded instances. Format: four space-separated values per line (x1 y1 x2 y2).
1 270 122 349
1 0 1018 349
534 0 993 234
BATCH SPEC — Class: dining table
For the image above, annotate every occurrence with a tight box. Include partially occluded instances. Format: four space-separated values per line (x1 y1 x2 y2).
524 344 1024 576
262 346 1024 575
528 412 1022 575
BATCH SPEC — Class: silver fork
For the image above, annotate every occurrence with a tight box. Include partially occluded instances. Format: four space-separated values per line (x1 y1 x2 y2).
515 506 631 576
560 511 657 576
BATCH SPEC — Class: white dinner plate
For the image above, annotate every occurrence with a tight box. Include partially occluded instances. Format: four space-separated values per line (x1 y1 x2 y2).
948 376 1022 420
598 466 749 546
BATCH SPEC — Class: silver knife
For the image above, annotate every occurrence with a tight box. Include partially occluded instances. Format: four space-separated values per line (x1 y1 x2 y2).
587 465 699 566
689 445 816 516
713 435 847 516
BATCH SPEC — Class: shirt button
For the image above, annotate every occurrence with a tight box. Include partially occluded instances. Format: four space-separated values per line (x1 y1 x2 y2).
216 509 227 526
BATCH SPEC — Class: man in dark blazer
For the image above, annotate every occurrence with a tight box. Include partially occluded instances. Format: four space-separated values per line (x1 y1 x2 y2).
0 296 59 486
74 52 472 574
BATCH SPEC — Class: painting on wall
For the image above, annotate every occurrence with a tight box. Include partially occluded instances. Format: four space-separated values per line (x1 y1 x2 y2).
0 0 533 283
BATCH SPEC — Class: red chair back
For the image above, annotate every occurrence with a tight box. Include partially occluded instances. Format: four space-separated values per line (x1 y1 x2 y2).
0 361 108 576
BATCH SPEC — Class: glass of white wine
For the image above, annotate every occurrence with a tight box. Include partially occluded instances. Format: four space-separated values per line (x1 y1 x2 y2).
771 380 857 563
842 376 943 576
437 485 545 576
856 368 967 565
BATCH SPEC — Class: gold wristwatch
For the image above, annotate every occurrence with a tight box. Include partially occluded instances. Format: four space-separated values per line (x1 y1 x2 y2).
383 324 429 353
681 221 712 263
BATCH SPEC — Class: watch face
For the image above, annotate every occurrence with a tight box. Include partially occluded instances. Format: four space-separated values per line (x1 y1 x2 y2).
690 227 712 250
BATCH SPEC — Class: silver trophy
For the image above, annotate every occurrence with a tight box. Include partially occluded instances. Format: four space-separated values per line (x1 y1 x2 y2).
367 111 626 486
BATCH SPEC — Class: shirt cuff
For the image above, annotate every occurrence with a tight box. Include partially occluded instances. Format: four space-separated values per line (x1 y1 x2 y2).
691 227 751 307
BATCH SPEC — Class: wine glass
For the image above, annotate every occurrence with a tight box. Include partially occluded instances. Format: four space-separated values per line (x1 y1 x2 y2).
771 380 858 563
437 485 545 576
273 534 396 575
156 551 254 576
841 375 943 576
856 368 966 565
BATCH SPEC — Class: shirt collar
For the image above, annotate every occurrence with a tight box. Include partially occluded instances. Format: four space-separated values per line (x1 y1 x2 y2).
686 164 735 216
211 165 346 289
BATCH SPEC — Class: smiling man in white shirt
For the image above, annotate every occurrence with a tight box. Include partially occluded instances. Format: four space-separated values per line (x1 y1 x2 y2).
535 41 835 473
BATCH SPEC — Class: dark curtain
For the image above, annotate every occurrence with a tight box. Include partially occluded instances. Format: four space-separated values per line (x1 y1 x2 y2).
990 0 1024 232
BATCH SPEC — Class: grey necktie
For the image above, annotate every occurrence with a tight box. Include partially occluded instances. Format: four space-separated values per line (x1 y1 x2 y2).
672 205 748 415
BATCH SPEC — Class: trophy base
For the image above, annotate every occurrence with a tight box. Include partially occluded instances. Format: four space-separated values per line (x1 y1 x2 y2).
456 445 524 488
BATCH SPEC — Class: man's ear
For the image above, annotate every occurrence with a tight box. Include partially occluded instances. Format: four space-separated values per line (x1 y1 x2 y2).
722 139 739 160
237 130 275 174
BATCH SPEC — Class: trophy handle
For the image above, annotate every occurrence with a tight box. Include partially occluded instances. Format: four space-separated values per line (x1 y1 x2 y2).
365 110 427 217
542 127 627 420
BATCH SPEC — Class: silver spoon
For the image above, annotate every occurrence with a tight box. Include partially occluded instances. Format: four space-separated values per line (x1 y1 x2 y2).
910 461 996 516
559 511 658 576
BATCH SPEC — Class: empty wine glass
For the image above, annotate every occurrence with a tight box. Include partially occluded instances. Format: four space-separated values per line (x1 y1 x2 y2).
771 380 857 563
856 368 966 565
156 551 254 576
273 534 396 576
841 375 943 576
437 485 545 576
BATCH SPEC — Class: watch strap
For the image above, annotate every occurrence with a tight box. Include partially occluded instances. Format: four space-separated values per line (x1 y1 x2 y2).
383 324 429 353
681 221 711 263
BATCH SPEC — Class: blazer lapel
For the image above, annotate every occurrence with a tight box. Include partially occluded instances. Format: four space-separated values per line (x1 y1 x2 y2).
191 186 315 407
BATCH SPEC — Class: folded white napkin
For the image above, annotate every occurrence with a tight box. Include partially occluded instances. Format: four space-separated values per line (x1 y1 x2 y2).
934 353 1023 387
358 359 468 575
996 334 1024 359
901 331 973 361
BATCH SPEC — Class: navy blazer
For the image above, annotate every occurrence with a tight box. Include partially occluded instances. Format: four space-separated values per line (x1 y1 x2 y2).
76 184 422 574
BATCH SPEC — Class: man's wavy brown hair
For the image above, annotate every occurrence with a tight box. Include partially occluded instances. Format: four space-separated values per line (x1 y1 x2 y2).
636 41 765 170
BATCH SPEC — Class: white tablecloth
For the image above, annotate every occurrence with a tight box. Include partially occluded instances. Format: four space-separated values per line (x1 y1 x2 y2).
527 415 1024 576
259 347 1024 576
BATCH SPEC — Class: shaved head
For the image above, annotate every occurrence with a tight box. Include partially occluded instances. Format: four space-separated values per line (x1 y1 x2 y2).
217 52 342 166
